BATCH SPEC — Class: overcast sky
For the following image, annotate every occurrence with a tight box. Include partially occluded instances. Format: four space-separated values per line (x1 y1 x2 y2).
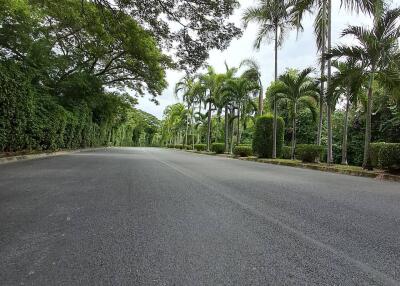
137 0 399 119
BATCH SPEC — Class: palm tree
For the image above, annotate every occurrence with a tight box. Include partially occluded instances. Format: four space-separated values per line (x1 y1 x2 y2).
273 68 319 159
199 67 217 151
293 0 383 163
240 59 264 115
331 7 400 169
328 60 365 164
221 76 260 151
175 75 196 148
242 0 297 159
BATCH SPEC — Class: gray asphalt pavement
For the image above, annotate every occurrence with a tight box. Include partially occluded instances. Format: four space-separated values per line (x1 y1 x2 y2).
0 147 399 286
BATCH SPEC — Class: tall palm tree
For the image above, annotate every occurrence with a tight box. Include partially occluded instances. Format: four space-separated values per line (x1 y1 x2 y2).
221 76 260 151
199 67 217 151
332 7 400 169
293 0 383 163
240 59 264 115
242 0 297 159
175 75 196 148
273 68 319 159
328 60 365 164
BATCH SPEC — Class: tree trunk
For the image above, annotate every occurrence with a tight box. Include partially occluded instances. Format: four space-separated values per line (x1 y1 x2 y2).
258 84 264 116
207 100 212 151
237 103 241 145
362 71 375 169
326 0 333 164
272 25 278 159
184 103 190 147
341 96 350 165
317 0 327 146
291 103 297 160
197 102 201 144
230 109 235 154
225 105 229 153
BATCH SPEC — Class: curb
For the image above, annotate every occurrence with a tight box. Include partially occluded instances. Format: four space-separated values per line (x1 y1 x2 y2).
238 157 400 183
0 147 106 165
170 148 400 183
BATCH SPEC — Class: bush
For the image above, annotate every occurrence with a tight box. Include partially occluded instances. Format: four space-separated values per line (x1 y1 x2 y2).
371 143 400 170
175 144 184 150
252 114 284 158
296 144 324 163
211 142 225 154
194 144 206 151
370 142 386 167
166 144 174 148
233 145 253 157
281 146 292 159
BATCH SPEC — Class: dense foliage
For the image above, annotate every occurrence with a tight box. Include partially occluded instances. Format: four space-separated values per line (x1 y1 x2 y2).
295 144 324 163
0 0 241 153
160 0 400 171
233 145 253 157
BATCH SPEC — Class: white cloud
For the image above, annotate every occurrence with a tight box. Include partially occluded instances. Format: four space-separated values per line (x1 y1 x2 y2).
138 0 399 119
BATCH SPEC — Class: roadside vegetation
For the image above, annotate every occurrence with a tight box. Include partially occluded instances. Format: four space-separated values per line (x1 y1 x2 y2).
0 0 241 153
161 0 400 172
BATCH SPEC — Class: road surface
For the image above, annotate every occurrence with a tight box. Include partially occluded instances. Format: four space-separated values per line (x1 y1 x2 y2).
0 148 399 285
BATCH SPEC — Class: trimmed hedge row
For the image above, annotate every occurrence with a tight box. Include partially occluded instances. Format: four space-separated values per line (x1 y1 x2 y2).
296 144 324 163
233 145 253 157
281 146 292 159
194 144 206 151
211 143 225 154
252 114 285 158
370 142 400 170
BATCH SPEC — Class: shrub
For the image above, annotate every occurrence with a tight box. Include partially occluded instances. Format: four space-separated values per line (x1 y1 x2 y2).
175 144 184 150
296 144 324 163
211 142 225 154
370 142 386 168
281 146 292 159
252 114 284 158
373 143 400 170
194 144 206 151
233 145 253 157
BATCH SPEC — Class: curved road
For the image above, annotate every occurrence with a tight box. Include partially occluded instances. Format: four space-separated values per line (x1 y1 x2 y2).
0 148 399 285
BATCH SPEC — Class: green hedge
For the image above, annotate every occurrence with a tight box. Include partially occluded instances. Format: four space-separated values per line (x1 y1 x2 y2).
233 145 253 157
370 142 386 167
252 114 284 158
211 143 225 154
370 142 400 170
296 144 324 163
194 144 206 151
281 146 292 159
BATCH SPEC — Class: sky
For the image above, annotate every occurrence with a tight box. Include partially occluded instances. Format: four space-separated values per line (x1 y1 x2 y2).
137 0 399 119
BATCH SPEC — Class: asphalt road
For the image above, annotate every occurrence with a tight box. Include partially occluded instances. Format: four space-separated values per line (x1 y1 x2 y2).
1 148 399 286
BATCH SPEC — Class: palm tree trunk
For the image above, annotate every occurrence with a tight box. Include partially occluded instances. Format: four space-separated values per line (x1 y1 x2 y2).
225 105 229 153
258 84 264 116
363 70 375 169
291 103 297 160
230 109 235 154
326 0 333 164
317 0 327 146
341 96 350 165
197 102 201 143
191 109 195 150
207 100 212 151
272 25 278 159
237 103 241 145
184 104 190 147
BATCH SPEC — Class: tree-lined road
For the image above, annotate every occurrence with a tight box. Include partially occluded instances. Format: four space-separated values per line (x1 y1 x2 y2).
0 148 399 285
